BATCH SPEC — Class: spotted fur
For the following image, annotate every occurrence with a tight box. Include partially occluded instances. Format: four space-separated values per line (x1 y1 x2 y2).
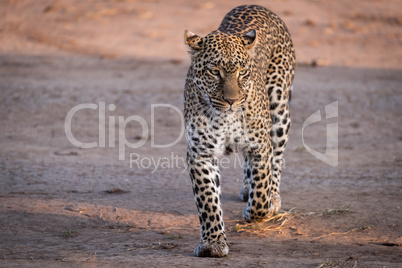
184 5 295 257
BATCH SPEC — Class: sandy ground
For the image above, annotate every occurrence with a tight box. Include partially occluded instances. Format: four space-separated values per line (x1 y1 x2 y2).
1 0 401 267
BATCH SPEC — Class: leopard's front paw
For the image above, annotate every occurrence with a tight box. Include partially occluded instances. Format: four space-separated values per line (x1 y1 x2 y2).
270 193 281 214
242 205 254 222
194 239 229 257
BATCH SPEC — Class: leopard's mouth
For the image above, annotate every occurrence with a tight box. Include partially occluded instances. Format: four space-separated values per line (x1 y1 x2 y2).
203 94 245 113
211 101 245 113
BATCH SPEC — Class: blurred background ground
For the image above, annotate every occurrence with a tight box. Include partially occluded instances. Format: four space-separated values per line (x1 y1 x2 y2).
0 0 401 267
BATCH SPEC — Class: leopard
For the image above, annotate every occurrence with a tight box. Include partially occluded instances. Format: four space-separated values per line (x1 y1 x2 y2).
183 5 295 257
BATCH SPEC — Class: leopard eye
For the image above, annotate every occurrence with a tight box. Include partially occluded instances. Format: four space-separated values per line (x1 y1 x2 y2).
239 69 248 76
209 69 220 77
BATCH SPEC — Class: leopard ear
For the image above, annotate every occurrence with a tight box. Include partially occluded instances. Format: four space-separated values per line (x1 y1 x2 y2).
184 30 203 50
241 29 257 49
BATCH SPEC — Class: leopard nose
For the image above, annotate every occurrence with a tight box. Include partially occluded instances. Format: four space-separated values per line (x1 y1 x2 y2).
223 97 239 105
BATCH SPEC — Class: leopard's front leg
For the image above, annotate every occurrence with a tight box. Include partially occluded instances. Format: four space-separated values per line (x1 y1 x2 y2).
188 154 228 257
242 146 274 221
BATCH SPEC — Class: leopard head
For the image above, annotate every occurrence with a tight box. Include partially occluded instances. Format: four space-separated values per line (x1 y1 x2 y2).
184 30 257 112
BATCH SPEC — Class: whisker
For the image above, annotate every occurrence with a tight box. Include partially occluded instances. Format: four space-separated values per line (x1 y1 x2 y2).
205 107 213 120
208 107 216 123
186 103 205 111
186 106 209 127
241 108 248 137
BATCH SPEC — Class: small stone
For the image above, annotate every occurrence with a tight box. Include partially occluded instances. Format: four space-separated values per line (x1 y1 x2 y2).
311 59 330 67
304 19 316 26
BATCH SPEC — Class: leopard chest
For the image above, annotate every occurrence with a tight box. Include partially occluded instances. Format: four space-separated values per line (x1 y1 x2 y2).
186 111 249 157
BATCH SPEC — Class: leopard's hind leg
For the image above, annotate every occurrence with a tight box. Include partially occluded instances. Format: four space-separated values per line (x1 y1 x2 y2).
266 43 295 213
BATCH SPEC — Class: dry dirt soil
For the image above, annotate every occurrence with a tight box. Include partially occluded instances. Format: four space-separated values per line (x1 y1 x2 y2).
1 0 401 267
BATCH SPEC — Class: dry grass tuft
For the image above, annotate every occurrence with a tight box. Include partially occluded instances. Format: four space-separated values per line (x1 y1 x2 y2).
229 209 295 234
